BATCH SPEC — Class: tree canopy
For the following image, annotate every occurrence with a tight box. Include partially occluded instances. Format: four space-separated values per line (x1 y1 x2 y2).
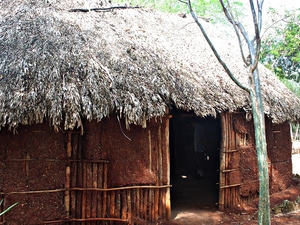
260 8 300 84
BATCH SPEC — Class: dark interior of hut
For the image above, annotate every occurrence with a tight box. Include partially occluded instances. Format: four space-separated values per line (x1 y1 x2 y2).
169 111 221 212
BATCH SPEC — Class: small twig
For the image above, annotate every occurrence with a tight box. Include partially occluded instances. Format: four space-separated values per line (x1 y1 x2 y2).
117 115 132 141
261 15 292 39
69 6 140 13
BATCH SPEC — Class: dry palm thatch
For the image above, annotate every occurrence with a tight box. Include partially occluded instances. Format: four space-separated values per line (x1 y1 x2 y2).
1 0 300 131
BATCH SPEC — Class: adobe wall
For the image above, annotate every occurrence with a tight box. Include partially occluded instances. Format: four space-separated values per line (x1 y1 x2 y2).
82 116 169 187
0 116 170 224
0 123 66 224
232 114 292 201
266 119 292 193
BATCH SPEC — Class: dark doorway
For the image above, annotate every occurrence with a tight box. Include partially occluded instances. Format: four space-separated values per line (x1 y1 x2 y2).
170 112 221 211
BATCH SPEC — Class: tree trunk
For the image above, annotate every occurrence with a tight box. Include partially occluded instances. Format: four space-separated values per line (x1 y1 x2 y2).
184 0 271 223
250 67 270 225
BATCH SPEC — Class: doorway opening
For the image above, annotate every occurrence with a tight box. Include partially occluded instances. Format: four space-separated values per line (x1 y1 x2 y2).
170 111 221 211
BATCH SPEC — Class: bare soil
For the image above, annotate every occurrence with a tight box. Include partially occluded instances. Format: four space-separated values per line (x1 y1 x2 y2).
168 177 300 225
131 176 300 225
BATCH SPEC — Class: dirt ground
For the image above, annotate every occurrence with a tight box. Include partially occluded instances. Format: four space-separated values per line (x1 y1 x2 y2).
168 175 300 225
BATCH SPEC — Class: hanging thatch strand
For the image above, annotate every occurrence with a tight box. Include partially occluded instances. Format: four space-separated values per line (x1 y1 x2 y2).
1 0 300 131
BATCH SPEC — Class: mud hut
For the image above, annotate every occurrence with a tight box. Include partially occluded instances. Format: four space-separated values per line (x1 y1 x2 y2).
0 0 300 224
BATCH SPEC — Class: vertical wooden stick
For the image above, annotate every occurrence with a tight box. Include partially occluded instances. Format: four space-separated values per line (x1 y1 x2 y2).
132 189 137 221
102 163 108 219
97 163 103 219
71 134 78 220
164 116 171 221
219 113 227 211
65 166 71 217
107 193 111 224
116 190 121 219
65 132 72 218
148 129 152 172
127 190 132 224
110 190 115 218
76 162 83 220
158 123 162 185
154 189 159 222
91 163 98 219
147 189 152 222
86 162 93 225
121 190 127 220
81 161 87 220
75 135 83 224
144 189 148 221
162 189 166 219
136 188 140 219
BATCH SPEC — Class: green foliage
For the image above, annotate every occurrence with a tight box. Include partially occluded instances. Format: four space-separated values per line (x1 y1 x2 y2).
113 0 245 24
260 9 300 82
278 77 300 98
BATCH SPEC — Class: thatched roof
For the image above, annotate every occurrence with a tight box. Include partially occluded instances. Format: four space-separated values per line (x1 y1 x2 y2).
1 0 300 130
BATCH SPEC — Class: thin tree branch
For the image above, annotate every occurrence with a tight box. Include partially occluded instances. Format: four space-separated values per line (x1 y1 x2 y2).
69 6 140 12
249 0 262 72
183 0 250 93
261 15 291 39
257 0 264 33
219 0 250 66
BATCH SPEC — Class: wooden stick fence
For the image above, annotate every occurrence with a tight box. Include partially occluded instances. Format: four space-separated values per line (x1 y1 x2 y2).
1 184 171 225
0 116 171 225
219 113 241 210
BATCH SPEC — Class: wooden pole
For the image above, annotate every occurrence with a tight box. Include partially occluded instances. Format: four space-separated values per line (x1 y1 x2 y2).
110 190 115 218
144 189 148 220
97 162 103 220
116 190 121 219
86 162 93 225
65 132 72 218
132 189 137 220
136 188 140 219
164 116 171 221
127 190 132 223
81 161 87 221
219 113 227 211
121 191 127 220
76 136 83 221
148 130 152 172
157 123 163 220
91 163 98 219
106 194 111 225
102 163 108 219
158 123 162 185
71 134 78 220
149 189 154 222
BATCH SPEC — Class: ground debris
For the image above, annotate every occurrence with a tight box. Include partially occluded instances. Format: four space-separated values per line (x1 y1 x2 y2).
272 198 299 214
